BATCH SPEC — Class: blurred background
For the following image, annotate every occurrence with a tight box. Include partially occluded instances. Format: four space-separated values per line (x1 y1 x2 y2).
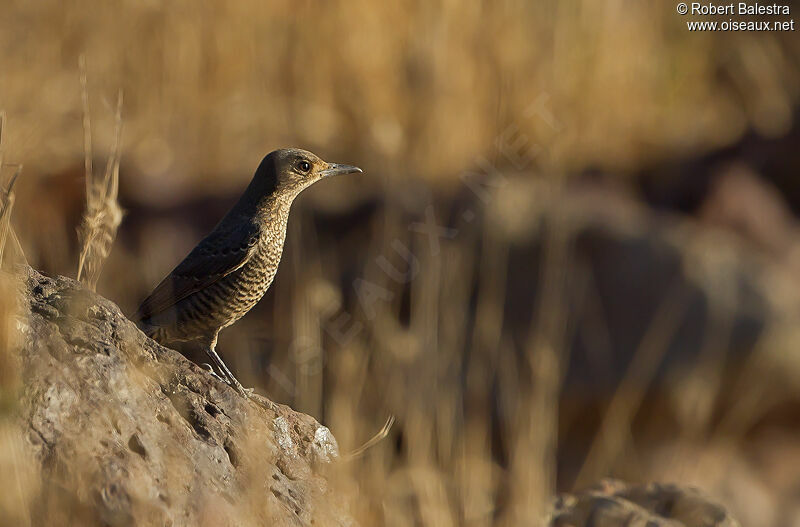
2 0 800 524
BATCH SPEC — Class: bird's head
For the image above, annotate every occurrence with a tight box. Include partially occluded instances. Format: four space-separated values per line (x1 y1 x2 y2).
254 148 362 200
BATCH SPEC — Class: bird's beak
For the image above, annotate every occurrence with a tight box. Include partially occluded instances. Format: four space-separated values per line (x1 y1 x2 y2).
320 163 363 178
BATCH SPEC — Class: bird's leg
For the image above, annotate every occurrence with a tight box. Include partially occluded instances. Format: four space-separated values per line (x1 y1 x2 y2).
203 346 253 397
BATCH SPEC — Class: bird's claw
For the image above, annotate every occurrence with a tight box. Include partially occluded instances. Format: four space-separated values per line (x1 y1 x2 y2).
200 349 255 399
229 378 255 398
201 363 226 383
201 363 251 396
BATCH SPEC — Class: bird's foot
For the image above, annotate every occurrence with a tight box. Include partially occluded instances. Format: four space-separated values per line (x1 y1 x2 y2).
202 347 255 399
227 376 255 398
201 363 252 396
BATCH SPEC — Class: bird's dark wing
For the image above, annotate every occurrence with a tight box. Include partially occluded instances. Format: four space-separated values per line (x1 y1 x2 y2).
134 217 261 321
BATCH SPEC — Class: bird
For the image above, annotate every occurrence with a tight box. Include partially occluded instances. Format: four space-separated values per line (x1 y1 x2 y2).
134 148 362 396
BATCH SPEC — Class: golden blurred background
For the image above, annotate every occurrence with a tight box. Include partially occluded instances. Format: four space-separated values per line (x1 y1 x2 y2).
2 0 800 524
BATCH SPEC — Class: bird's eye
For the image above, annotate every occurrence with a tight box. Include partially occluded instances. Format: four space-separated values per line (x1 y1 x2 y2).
297 160 311 173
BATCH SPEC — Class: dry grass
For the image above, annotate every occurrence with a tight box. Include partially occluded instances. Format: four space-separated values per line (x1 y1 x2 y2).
0 115 37 527
0 1 797 194
0 113 24 269
75 60 124 291
4 137 797 524
1 1 799 525
0 267 37 527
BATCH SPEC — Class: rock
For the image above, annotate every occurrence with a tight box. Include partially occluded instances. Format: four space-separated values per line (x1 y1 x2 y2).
6 264 748 526
548 479 740 527
16 266 352 526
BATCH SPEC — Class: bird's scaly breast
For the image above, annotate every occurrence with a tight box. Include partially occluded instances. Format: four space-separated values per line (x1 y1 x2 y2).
213 211 289 327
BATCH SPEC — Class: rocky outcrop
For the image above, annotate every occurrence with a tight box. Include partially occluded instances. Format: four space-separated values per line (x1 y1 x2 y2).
17 267 349 526
549 479 740 527
8 266 745 526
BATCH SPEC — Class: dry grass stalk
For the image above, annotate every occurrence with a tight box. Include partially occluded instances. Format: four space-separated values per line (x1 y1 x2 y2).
504 212 573 525
76 63 124 291
575 281 692 487
343 414 395 460
0 169 20 269
0 114 33 527
0 217 20 412
0 268 20 409
0 113 24 268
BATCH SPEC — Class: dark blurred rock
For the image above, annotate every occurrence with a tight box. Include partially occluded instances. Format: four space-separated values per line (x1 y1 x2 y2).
638 113 800 216
548 479 740 527
18 267 349 526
